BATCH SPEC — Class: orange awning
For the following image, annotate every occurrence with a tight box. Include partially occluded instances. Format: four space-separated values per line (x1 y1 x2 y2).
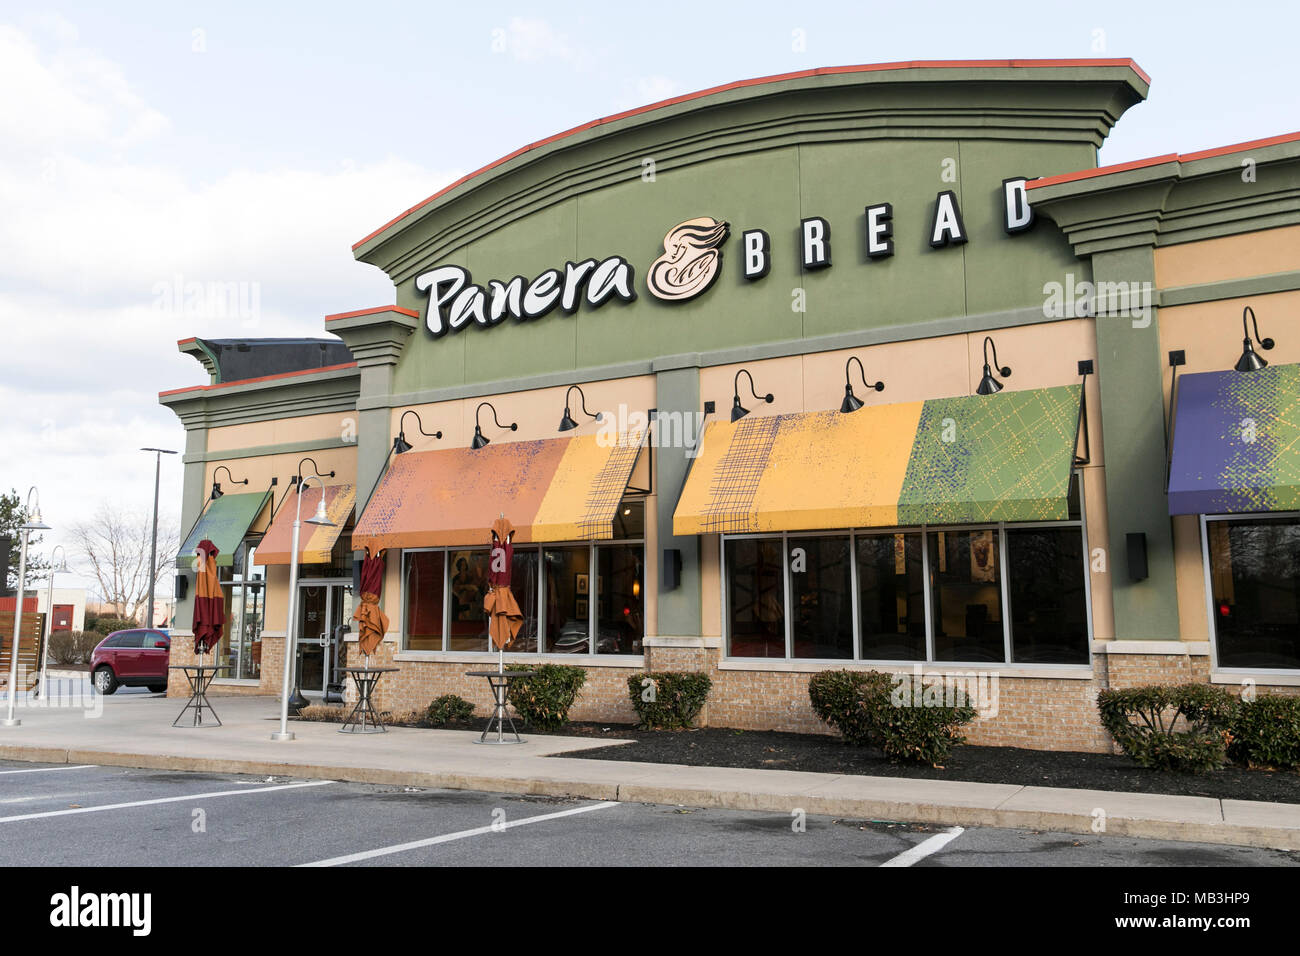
352 429 645 551
257 482 356 564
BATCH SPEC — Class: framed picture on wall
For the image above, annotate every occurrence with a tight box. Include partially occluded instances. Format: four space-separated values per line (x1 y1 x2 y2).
576 598 588 619
575 573 589 595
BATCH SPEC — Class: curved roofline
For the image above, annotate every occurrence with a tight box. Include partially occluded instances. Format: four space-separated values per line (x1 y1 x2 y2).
353 58 1149 251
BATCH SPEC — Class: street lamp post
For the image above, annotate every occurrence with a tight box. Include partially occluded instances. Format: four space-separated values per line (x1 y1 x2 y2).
140 448 178 628
37 546 70 702
4 488 50 728
272 476 335 741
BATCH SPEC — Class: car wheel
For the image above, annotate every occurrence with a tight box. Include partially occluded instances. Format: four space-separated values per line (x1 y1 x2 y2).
93 667 119 695
147 684 167 694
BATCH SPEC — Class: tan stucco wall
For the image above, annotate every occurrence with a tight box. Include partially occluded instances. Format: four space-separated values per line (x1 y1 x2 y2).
206 411 358 452
1155 224 1300 288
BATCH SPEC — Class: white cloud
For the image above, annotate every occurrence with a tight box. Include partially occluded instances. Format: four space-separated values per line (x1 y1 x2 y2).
0 22 462 581
499 17 575 63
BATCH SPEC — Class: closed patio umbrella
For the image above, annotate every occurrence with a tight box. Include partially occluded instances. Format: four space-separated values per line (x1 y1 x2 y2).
483 517 523 663
352 548 389 661
192 539 224 657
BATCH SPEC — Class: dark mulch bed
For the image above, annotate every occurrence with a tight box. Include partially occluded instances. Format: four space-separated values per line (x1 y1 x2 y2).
536 722 1300 806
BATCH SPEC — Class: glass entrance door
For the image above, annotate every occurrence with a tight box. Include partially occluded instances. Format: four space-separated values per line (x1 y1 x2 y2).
295 582 353 696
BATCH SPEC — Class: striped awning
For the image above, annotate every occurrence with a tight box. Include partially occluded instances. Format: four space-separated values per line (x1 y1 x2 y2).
1169 363 1300 515
351 428 646 551
674 384 1082 535
176 490 272 568
256 482 356 564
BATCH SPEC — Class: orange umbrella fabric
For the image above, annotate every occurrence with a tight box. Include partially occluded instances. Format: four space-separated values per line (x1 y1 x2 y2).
484 517 523 650
352 549 390 656
192 539 224 654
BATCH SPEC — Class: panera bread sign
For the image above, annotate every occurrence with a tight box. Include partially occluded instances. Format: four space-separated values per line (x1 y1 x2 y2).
415 180 1033 338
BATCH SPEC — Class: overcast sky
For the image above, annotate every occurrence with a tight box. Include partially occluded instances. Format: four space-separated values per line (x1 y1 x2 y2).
2 0 1297 600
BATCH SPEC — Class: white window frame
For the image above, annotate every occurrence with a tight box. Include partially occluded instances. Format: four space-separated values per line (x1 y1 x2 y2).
1200 510 1300 676
720 471 1093 667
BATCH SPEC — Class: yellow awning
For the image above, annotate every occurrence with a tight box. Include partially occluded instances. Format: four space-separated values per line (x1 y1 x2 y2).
352 428 645 551
257 482 355 564
674 385 1082 535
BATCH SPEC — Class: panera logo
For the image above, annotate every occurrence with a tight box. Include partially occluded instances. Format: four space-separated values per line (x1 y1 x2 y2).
646 217 730 302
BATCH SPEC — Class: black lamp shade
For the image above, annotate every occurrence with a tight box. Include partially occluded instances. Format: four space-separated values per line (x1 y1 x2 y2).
393 433 413 454
471 427 490 450
210 483 223 501
840 385 864 414
558 408 579 431
976 365 1004 395
731 397 750 422
1235 341 1268 372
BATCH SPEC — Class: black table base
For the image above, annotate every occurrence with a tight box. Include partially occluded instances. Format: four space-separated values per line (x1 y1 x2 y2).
340 667 397 734
466 671 534 744
171 665 227 728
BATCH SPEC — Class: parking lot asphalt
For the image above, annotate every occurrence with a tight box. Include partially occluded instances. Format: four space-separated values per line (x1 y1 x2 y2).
2 761 1296 867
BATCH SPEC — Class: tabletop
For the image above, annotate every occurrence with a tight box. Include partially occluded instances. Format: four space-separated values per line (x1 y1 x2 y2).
465 670 535 679
341 666 400 675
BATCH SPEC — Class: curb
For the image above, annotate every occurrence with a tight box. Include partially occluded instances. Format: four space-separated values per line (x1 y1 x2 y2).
1 744 1295 851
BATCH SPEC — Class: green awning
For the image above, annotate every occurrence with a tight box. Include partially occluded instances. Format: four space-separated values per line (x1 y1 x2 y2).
176 490 272 568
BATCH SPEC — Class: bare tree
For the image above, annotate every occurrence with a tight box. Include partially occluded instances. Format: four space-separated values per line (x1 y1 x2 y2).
69 504 178 622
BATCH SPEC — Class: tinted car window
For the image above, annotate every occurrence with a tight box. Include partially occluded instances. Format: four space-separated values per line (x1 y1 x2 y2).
101 633 127 648
113 631 146 648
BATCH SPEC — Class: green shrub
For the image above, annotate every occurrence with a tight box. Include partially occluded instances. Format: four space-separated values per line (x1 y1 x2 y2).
809 669 976 765
426 694 475 725
1097 684 1238 773
1229 694 1300 770
49 630 96 665
92 617 138 636
627 672 712 729
505 664 587 730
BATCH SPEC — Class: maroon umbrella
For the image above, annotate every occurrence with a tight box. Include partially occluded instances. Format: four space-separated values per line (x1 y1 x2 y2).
192 539 224 655
352 549 389 657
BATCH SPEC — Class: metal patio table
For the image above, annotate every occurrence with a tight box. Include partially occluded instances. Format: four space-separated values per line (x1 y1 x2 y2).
465 670 534 744
170 664 229 728
339 666 399 734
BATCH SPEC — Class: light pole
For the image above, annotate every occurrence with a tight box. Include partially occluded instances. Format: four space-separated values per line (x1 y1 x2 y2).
140 448 177 627
4 488 49 728
37 545 70 701
272 476 335 741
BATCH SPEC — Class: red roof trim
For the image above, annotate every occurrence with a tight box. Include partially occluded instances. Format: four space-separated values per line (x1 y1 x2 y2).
354 58 1148 250
159 361 358 399
1027 130 1300 190
324 306 420 322
177 337 198 346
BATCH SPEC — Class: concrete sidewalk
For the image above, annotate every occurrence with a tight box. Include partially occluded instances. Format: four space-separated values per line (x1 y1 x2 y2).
1 693 1297 851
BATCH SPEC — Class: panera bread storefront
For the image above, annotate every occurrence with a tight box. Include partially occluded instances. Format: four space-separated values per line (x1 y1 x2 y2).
161 60 1300 752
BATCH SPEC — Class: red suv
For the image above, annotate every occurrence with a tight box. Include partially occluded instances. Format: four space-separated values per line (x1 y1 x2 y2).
90 629 171 695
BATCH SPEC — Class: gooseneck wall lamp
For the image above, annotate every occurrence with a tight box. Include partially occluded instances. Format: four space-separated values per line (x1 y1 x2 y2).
1234 306 1275 372
840 356 884 413
558 385 603 432
471 401 518 449
293 457 335 487
393 409 442 454
210 465 249 501
976 336 1013 395
731 369 774 422
4 487 48 728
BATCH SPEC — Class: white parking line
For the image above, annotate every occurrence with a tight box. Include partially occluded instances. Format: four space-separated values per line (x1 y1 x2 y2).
0 779 333 823
880 826 965 867
0 765 97 775
301 800 620 867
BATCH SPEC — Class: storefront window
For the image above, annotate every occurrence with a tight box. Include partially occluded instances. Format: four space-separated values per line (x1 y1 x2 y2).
447 549 492 651
929 529 1004 662
404 551 444 651
596 543 644 655
857 532 925 660
1006 527 1088 664
726 537 785 658
790 535 852 659
218 539 265 679
1207 516 1300 670
544 545 592 653
722 493 1089 665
